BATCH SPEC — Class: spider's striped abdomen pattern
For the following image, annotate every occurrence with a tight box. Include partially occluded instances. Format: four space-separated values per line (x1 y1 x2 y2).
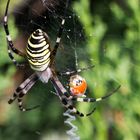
26 29 51 71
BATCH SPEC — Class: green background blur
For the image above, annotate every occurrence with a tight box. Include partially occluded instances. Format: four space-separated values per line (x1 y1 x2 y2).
0 0 140 140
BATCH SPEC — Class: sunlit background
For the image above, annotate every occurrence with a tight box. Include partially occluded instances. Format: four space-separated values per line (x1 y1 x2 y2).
0 0 140 140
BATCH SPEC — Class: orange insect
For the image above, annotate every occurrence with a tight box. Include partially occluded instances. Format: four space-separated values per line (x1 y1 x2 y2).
69 75 87 96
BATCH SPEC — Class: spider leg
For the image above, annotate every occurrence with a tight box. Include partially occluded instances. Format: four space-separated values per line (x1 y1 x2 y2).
17 97 40 112
51 0 70 60
17 74 39 111
66 99 96 117
3 0 25 67
8 73 38 107
57 65 95 76
60 94 96 117
72 85 121 103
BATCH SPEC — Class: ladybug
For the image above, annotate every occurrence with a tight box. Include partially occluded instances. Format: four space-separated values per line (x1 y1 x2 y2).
69 75 87 96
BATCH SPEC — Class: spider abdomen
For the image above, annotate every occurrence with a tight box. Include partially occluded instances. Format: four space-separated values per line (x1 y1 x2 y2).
26 29 51 71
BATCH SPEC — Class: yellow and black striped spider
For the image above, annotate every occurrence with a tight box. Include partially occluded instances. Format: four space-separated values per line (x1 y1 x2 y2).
3 0 120 117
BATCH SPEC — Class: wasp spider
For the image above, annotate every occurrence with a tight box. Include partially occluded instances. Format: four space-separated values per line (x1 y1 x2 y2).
3 0 120 117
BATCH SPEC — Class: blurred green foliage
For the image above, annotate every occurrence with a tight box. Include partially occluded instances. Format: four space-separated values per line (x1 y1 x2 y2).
0 0 140 140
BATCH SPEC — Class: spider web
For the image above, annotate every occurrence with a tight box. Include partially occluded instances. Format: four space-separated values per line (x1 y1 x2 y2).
12 0 92 68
